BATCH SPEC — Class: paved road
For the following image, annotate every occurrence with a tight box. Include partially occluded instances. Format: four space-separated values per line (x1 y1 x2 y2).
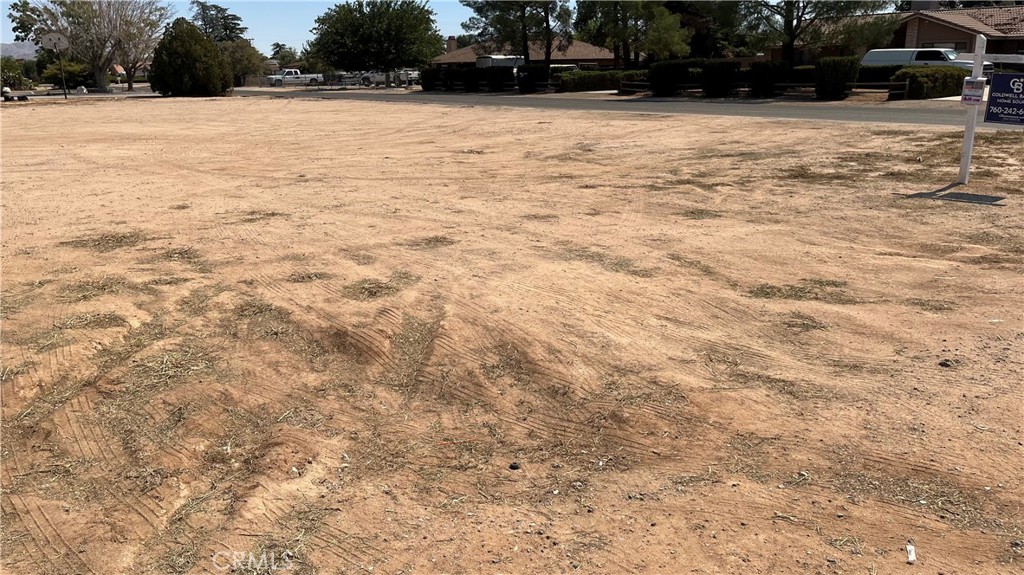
234 88 1022 128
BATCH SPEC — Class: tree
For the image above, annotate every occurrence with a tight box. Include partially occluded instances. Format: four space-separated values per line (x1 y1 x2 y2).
7 0 172 91
745 1 893 63
1 55 32 89
219 39 264 86
149 17 231 96
665 1 756 58
575 1 691 67
190 0 246 42
309 0 443 80
115 0 172 91
270 42 299 65
455 33 477 48
461 1 573 66
461 1 535 64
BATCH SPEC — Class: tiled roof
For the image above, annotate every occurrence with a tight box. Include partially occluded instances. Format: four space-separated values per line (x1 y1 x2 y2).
912 6 1024 38
433 40 613 64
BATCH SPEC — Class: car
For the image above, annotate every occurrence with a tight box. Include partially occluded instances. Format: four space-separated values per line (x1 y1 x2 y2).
860 49 994 78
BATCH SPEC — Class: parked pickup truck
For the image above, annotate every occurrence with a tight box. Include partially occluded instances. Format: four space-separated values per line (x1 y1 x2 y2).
266 69 323 87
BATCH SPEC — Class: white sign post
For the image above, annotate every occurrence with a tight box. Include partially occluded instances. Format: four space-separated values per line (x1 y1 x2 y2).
958 34 987 185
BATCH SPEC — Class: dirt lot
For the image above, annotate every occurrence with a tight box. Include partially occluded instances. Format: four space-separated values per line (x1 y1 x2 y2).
1 97 1022 574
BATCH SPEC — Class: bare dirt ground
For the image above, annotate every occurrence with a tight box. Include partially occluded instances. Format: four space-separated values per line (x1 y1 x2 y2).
1 97 1022 575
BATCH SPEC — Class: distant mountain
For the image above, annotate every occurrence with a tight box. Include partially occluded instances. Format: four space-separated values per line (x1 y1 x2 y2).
1 42 39 59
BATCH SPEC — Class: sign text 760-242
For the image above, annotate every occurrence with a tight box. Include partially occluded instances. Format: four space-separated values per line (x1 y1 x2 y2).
984 73 1024 126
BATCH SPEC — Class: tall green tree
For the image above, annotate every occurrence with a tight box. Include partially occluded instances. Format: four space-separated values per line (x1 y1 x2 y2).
309 1 443 78
575 1 690 67
745 1 893 63
219 39 264 85
461 1 573 66
150 16 231 95
189 0 246 42
455 33 477 48
270 42 299 65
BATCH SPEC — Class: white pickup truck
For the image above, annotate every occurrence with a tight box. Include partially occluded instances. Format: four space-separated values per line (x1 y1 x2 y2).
266 69 324 87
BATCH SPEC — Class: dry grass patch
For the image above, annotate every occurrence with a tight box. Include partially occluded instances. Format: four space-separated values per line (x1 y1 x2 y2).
560 244 656 278
54 312 128 330
94 317 171 371
240 210 288 222
286 271 334 283
59 231 147 252
676 208 721 220
341 271 418 301
406 235 457 249
666 253 715 276
179 285 224 316
379 314 440 395
521 213 560 221
781 312 829 332
906 298 955 312
58 275 152 302
749 278 857 304
162 247 210 272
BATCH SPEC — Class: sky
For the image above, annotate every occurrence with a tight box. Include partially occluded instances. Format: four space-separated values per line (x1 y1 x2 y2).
0 0 475 56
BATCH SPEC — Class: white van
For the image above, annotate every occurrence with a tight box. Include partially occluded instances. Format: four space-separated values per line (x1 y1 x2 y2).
861 48 994 77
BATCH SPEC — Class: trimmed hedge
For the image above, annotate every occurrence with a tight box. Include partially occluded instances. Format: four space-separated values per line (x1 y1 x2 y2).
748 61 790 97
558 70 623 92
517 63 549 94
621 70 648 83
701 61 740 97
420 67 440 91
858 64 903 84
892 65 969 99
485 67 514 91
649 58 706 96
463 67 485 92
791 65 816 84
815 56 860 100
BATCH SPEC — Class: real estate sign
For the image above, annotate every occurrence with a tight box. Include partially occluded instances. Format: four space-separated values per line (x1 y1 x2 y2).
984 73 1024 126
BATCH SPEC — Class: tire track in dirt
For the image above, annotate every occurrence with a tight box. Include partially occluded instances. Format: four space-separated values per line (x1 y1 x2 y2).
6 494 97 574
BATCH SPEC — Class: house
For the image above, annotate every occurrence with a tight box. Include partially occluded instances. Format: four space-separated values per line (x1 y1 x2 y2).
433 37 615 68
894 5 1024 55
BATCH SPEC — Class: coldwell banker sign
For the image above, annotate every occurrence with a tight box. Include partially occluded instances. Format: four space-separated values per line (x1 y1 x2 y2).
984 73 1024 126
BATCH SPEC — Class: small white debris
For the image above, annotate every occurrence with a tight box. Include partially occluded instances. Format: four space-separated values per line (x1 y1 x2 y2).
906 543 917 564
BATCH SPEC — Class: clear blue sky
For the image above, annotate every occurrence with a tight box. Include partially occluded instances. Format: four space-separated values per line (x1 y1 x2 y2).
1 0 474 56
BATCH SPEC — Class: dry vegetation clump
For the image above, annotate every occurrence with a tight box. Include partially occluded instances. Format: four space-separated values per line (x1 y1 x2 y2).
341 271 418 300
59 231 148 252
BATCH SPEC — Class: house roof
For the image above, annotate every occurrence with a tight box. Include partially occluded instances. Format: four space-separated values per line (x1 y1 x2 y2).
433 40 613 65
908 6 1024 38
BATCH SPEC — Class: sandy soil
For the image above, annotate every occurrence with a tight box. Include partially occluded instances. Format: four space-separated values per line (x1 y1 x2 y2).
1 97 1022 575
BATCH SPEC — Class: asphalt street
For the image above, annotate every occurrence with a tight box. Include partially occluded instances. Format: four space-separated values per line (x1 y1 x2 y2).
233 88 1023 128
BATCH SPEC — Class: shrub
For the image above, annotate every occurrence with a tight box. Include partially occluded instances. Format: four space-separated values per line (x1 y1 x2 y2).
1 56 31 90
748 61 790 97
149 18 232 97
420 67 440 91
858 64 903 84
517 63 549 94
892 65 969 99
621 70 648 83
485 67 514 91
815 56 860 100
41 60 94 89
558 70 623 92
701 60 740 97
649 58 706 96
